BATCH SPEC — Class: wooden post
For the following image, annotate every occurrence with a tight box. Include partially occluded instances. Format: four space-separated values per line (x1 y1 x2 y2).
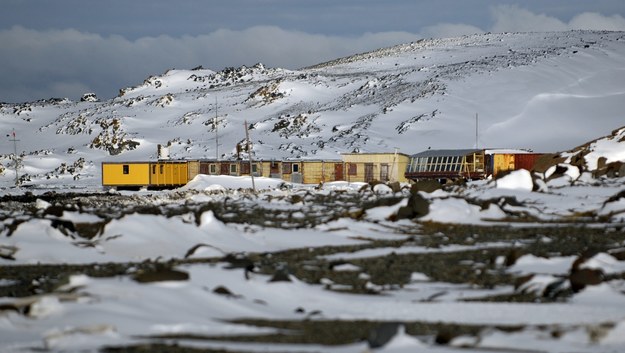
244 120 256 192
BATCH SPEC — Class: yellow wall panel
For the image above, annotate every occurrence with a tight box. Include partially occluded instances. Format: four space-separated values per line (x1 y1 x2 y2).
102 163 150 186
493 154 515 177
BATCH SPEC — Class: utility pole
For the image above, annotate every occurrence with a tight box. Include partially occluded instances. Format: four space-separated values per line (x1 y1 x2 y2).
214 96 219 160
8 129 19 186
475 113 479 149
244 120 256 192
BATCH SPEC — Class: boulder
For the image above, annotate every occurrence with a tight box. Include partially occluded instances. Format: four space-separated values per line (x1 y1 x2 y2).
395 190 430 220
411 180 441 193
569 268 603 292
368 322 401 348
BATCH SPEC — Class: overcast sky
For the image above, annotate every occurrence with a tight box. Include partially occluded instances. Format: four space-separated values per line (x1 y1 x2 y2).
1 0 624 103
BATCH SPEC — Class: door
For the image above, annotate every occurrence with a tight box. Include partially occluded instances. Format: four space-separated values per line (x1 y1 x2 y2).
364 163 374 182
240 162 250 175
334 163 344 181
220 163 230 175
270 161 281 178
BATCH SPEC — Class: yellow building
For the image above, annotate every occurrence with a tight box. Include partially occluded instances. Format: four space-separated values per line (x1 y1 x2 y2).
102 161 188 189
341 152 410 183
191 159 346 184
102 152 416 190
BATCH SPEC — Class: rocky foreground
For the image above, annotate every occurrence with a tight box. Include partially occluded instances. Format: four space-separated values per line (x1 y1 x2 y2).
1 167 625 353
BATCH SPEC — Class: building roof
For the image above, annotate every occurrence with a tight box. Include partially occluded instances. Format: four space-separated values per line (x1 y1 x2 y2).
340 152 410 157
484 148 536 154
410 149 481 158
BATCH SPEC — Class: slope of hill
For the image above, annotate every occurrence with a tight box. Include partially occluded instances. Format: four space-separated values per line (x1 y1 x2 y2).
0 30 624 188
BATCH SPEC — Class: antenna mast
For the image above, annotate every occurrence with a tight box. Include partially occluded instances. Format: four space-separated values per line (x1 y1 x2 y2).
475 113 479 149
214 96 219 160
8 129 19 186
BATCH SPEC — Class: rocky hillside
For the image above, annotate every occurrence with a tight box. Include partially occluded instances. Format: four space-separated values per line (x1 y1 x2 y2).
0 30 624 188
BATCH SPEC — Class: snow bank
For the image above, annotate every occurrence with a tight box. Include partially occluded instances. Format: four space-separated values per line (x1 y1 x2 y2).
495 169 533 191
179 175 288 192
420 197 507 224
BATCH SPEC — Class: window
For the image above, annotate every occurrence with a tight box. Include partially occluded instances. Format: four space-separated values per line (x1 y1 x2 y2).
123 165 129 174
159 165 164 174
251 163 258 174
348 163 357 176
230 164 237 174
292 163 300 173
151 165 156 174
380 164 389 181
209 164 216 174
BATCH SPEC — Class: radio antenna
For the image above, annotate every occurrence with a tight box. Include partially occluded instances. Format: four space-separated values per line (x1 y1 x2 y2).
475 113 479 149
214 96 219 160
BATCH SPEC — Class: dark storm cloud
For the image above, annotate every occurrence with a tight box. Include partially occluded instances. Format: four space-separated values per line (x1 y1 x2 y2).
0 25 419 102
1 1 624 103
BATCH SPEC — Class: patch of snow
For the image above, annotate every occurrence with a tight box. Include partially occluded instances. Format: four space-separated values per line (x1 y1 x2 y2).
495 169 534 191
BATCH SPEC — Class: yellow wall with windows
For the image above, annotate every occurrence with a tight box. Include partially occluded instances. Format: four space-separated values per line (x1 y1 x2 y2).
102 163 150 186
300 160 343 184
341 153 410 182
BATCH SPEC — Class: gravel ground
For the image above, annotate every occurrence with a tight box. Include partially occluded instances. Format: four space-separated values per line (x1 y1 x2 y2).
1 189 625 352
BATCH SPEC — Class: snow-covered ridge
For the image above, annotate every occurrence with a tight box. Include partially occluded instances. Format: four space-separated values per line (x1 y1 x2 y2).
0 30 624 188
305 30 609 70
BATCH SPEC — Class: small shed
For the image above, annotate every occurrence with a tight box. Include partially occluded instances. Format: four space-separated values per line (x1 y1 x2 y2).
485 149 544 177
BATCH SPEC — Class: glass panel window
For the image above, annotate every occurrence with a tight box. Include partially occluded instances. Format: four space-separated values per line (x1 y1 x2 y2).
123 165 129 174
292 163 300 173
230 164 237 174
252 164 258 173
348 163 357 175
209 164 216 174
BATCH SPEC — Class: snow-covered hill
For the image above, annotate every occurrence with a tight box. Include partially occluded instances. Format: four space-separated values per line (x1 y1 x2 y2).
1 30 624 188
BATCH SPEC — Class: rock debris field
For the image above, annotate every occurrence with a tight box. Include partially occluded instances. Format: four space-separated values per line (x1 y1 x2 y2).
1 172 625 353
